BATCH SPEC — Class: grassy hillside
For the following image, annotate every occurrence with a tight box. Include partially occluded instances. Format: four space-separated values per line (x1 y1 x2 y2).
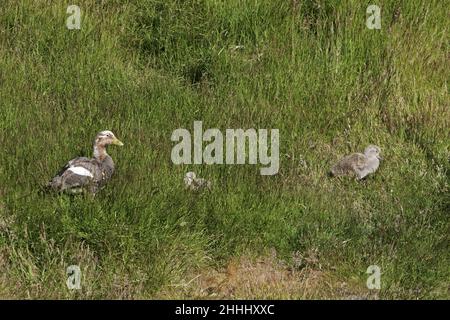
0 0 448 299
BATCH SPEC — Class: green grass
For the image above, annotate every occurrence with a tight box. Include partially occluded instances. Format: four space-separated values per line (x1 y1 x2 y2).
0 0 448 299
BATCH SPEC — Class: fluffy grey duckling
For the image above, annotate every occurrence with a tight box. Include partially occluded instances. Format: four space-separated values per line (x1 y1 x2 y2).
330 145 382 180
47 130 124 194
184 171 212 192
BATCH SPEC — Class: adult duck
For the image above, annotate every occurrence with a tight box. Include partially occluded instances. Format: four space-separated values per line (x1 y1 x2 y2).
47 130 124 194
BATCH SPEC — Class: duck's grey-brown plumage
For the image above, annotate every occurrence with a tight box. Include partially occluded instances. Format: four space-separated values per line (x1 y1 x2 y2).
47 130 123 194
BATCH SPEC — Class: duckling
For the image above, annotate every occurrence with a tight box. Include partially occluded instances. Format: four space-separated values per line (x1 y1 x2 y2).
184 171 212 192
330 145 382 180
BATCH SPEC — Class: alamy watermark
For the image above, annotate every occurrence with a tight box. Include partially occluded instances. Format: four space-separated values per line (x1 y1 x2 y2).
66 265 81 290
366 265 381 290
366 5 381 30
66 5 81 30
171 121 279 175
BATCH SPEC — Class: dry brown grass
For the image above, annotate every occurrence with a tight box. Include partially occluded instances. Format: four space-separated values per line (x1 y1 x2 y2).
158 250 378 300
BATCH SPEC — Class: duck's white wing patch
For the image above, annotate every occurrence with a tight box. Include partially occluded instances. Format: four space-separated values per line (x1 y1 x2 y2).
68 166 94 178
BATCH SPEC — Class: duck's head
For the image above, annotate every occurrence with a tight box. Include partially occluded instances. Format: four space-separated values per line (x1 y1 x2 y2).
94 130 124 147
364 145 382 160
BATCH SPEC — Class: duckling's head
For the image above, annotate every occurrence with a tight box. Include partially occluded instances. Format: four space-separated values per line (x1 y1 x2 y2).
184 171 196 186
364 145 382 160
